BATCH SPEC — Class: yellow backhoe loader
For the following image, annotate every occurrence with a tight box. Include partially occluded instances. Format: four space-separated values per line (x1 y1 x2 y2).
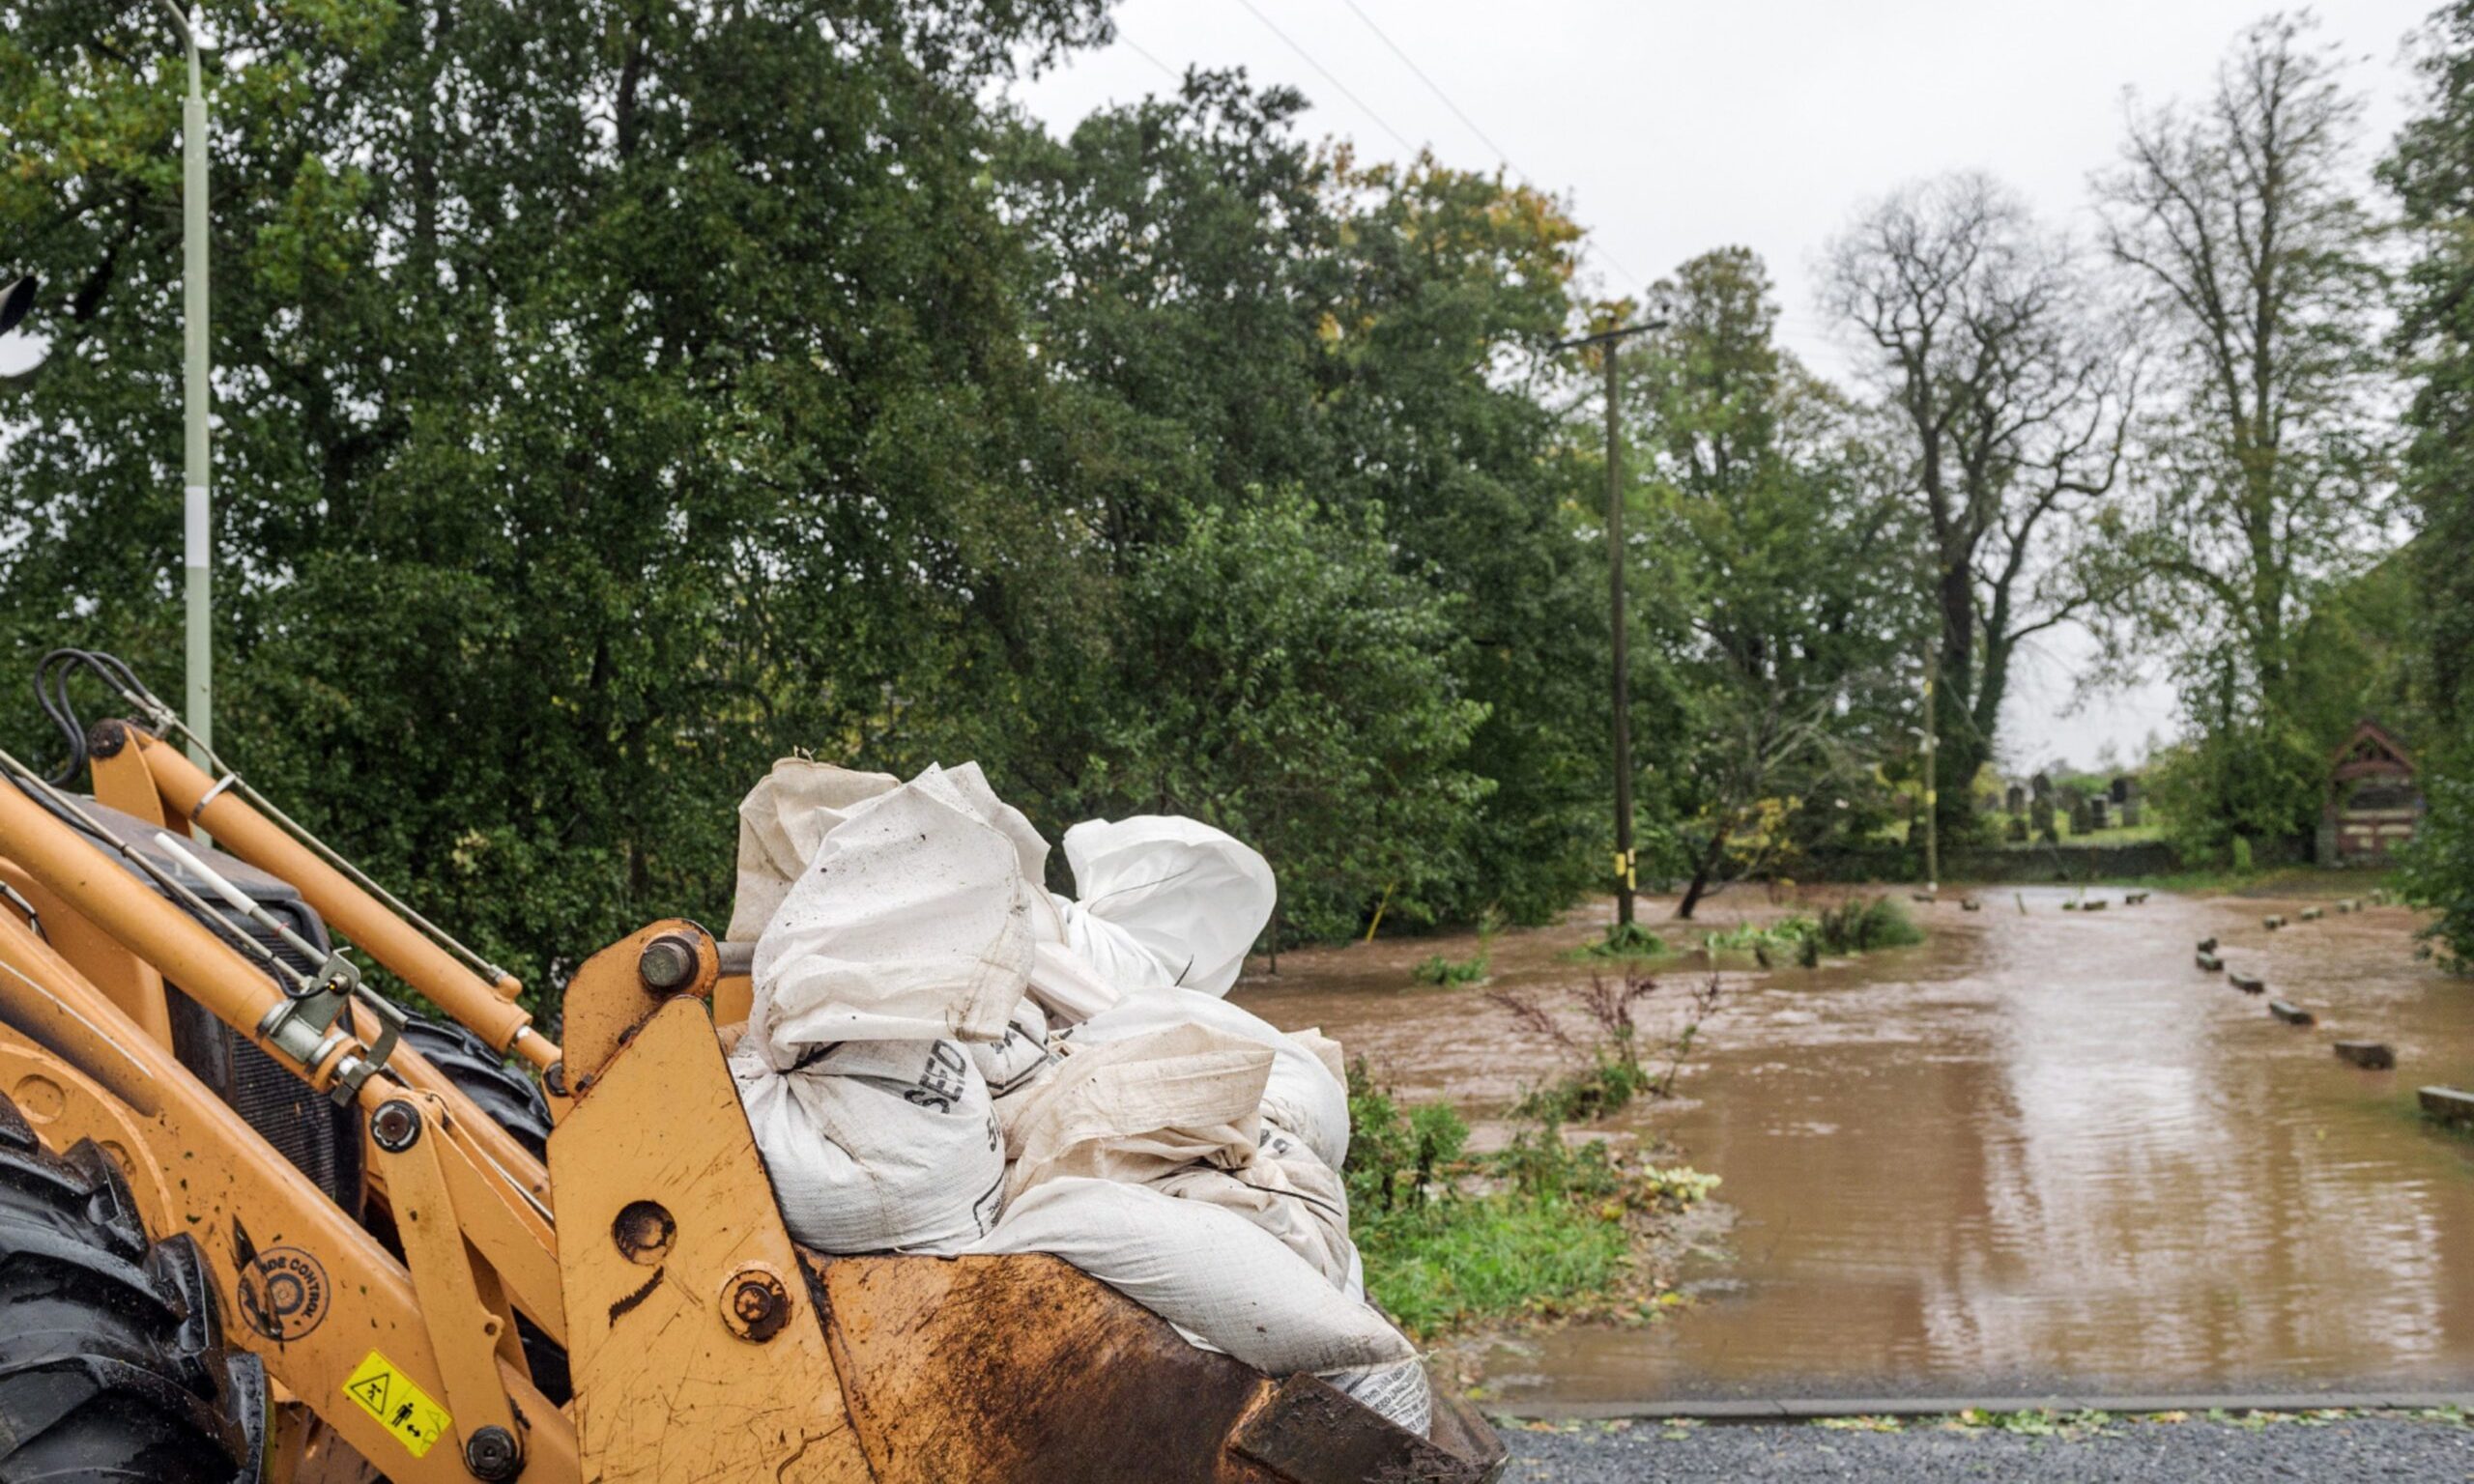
0 650 1505 1482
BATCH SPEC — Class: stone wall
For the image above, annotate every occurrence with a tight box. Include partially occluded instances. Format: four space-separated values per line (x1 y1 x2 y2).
1794 835 2310 884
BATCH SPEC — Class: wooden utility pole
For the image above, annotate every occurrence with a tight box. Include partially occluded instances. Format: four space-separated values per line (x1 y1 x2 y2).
1605 340 1634 926
1555 318 1665 928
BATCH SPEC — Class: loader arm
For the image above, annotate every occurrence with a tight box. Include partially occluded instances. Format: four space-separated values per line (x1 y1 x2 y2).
0 766 578 1481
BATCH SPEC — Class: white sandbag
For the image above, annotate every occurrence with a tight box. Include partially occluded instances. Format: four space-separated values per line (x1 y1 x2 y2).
1050 894 1175 998
909 761 1053 893
1024 938 1125 1026
1151 1124 1355 1288
728 759 900 940
1327 1356 1431 1440
732 1039 1004 1254
1288 1027 1347 1087
1002 1024 1272 1199
971 998 1056 1105
1062 816 1276 997
967 1176 1411 1377
751 769 1040 1057
1070 987 1351 1171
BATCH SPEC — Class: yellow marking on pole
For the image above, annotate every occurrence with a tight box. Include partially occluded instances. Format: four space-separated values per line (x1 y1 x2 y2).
342 1350 452 1460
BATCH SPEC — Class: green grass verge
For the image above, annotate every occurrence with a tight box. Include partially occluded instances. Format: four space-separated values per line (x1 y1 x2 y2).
1356 1194 1632 1338
1344 1063 1717 1340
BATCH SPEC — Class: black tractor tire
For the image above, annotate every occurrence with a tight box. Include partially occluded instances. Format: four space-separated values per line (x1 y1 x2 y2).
394 1016 568 1404
399 1016 553 1161
0 1093 265 1483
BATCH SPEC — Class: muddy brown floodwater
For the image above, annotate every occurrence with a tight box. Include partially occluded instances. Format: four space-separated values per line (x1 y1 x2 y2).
1231 886 2474 1406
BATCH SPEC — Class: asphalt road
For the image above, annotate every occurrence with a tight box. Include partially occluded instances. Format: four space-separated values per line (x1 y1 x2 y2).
1498 1414 2474 1481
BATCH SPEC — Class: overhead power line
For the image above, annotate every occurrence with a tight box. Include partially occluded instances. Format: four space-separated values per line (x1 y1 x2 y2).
1117 30 1182 84
1328 0 1649 299
1233 0 1422 158
1338 0 1522 180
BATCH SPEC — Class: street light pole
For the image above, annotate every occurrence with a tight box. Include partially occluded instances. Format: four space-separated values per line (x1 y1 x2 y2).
159 0 211 765
1557 319 1665 928
1921 643 1940 897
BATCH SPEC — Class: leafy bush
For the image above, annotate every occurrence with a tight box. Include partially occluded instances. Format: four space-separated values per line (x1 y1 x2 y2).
2401 770 2474 973
1807 896 1925 955
1578 921 1669 960
2144 720 2319 867
1409 953 1489 985
1342 1063 1471 1215
1511 1051 1654 1123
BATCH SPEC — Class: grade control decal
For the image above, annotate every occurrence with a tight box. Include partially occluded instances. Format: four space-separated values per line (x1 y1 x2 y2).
234 1242 330 1342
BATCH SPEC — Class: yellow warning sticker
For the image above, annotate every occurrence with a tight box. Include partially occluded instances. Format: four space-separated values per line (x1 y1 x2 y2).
341 1350 452 1460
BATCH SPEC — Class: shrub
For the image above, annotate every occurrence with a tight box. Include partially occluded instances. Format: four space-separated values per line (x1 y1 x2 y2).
1807 895 1925 955
1579 921 1668 960
2401 770 2474 973
1409 952 1489 985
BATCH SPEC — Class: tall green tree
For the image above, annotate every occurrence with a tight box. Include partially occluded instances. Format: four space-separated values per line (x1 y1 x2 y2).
2091 12 2392 854
1005 76 1604 931
1824 174 2132 848
1628 249 1921 916
1104 492 1488 948
2382 0 2474 967
1 0 1113 994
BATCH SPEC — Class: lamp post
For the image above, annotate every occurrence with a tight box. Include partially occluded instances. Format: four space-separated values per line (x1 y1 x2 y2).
158 1 211 764
1556 318 1665 928
1921 645 1940 897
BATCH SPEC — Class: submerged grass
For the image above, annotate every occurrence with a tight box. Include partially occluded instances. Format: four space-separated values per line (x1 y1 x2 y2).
1810 895 1925 955
1410 951 1490 985
1571 921 1670 961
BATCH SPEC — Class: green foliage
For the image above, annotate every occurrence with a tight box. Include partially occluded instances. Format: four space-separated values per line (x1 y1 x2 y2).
1105 492 1488 944
1627 249 1923 913
1698 916 1816 957
1409 953 1489 986
2143 687 2323 868
1342 1060 1719 1338
1577 921 1668 960
0 15 1615 997
2384 5 2474 975
1511 1051 1653 1124
2400 773 2474 972
1807 896 1924 956
1352 1187 1630 1340
1341 1061 1470 1216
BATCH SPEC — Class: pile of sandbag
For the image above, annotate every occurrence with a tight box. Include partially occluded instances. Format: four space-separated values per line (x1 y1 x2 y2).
726 758 1427 1436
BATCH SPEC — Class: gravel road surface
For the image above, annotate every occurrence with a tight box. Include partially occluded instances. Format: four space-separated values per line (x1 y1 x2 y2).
1499 1413 2474 1480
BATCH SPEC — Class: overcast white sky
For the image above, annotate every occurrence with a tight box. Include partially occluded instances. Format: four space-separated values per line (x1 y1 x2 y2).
1010 0 2437 771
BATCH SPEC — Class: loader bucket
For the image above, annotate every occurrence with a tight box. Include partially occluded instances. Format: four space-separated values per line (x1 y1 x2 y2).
552 987 1507 1484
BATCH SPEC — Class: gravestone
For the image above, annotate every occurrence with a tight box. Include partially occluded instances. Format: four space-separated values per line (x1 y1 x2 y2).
2088 796 2110 830
2005 784 2027 815
2068 796 2093 836
2030 795 2057 843
2111 776 2133 805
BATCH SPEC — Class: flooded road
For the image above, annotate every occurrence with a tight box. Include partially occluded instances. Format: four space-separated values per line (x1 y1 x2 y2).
1233 886 2474 1404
